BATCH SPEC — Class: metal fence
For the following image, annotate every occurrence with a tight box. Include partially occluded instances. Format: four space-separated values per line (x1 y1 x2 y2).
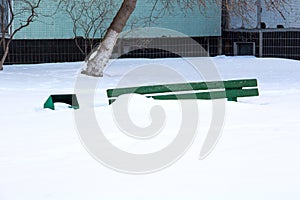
2 30 300 65
223 29 300 60
2 37 220 65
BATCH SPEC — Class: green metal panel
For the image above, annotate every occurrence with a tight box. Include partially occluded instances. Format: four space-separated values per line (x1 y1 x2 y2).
44 94 79 110
14 0 221 39
44 95 55 110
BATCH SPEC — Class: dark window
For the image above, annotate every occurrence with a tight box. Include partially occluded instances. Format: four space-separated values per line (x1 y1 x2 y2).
234 42 255 56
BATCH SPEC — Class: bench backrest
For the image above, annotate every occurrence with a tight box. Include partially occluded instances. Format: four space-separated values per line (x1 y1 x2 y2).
107 79 259 104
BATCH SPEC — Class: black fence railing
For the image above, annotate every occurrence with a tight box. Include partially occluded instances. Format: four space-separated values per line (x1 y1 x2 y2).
2 31 300 65
223 30 300 60
2 37 220 65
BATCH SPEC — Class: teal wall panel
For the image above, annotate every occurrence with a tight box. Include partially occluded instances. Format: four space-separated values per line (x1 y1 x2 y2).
125 1 221 37
14 0 221 39
14 1 74 39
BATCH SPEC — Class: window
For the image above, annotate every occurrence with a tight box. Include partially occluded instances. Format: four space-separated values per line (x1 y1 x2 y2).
234 42 256 56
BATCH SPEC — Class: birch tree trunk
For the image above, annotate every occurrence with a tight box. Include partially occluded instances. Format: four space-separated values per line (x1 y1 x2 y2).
82 0 137 77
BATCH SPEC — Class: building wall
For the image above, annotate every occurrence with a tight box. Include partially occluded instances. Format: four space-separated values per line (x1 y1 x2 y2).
127 1 221 37
261 1 300 29
14 1 75 39
228 0 300 29
14 0 221 39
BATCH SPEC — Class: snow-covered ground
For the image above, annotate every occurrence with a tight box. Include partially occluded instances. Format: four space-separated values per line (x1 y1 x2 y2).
0 56 300 199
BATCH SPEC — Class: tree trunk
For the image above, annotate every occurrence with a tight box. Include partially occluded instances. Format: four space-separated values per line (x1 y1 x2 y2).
82 0 137 77
0 56 3 70
0 42 10 71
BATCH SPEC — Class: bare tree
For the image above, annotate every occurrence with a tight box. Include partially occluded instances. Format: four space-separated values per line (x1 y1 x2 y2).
82 0 137 77
60 0 117 57
0 0 41 70
81 0 288 77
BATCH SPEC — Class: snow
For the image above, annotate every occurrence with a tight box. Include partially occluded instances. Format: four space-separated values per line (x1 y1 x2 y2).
0 56 300 199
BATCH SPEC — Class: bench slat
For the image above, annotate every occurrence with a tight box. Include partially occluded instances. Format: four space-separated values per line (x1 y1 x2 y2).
150 88 259 100
107 79 257 98
108 88 259 104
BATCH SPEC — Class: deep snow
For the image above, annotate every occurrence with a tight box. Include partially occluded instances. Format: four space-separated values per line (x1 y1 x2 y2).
0 56 300 200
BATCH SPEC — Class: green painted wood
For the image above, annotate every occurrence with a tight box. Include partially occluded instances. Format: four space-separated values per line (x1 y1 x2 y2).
227 97 238 102
150 88 259 100
107 79 257 98
107 79 259 104
108 88 259 104
44 94 79 110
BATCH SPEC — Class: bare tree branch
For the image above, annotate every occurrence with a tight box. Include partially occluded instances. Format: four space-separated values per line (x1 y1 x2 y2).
60 0 116 57
0 0 42 70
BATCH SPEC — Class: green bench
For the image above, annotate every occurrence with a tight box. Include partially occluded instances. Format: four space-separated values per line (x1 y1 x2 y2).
44 94 79 110
107 79 259 104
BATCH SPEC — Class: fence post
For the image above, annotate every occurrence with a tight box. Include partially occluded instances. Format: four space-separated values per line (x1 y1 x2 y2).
259 30 263 57
218 36 222 55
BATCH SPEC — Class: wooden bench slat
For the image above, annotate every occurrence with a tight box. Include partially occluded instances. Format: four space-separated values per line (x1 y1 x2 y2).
107 79 257 98
149 88 259 100
108 88 259 104
107 79 259 104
